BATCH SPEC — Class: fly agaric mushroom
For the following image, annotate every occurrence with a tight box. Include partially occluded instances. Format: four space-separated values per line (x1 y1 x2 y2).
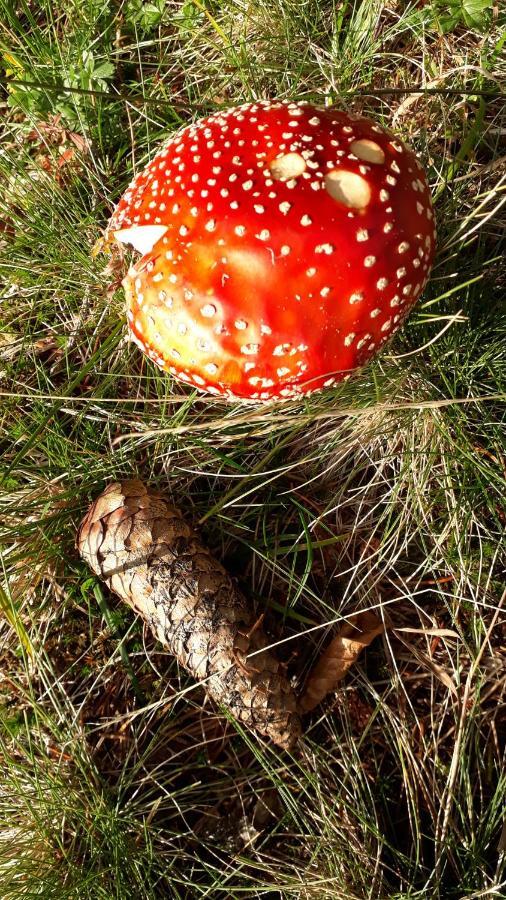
106 100 435 400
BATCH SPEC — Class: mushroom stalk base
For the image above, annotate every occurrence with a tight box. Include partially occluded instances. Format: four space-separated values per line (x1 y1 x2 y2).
77 480 301 750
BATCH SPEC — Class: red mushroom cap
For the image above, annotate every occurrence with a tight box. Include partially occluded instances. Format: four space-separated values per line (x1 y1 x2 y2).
107 100 436 400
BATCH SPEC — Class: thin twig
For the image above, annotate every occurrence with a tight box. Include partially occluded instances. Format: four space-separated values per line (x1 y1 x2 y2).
2 77 504 109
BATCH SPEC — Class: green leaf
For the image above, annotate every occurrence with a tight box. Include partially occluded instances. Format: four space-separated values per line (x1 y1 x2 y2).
432 0 493 33
461 0 493 29
93 61 115 80
0 584 33 659
126 0 165 31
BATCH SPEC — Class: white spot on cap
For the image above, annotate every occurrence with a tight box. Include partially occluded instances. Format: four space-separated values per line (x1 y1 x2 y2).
324 169 371 209
270 152 307 180
235 225 246 236
114 225 168 255
315 243 334 255
235 319 247 330
280 245 291 256
350 139 385 165
344 332 355 346
364 255 376 267
300 215 312 227
349 292 363 304
205 219 217 232
370 308 381 318
241 343 259 355
356 228 369 242
376 277 389 289
201 304 216 317
279 201 291 215
398 241 410 254
381 319 392 332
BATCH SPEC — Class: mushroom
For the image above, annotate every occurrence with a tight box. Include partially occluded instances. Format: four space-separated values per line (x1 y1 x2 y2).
106 100 436 400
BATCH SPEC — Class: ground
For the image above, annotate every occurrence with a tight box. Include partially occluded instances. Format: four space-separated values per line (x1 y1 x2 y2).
0 1 505 898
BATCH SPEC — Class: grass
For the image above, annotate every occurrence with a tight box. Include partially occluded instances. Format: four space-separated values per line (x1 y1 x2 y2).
0 0 505 896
